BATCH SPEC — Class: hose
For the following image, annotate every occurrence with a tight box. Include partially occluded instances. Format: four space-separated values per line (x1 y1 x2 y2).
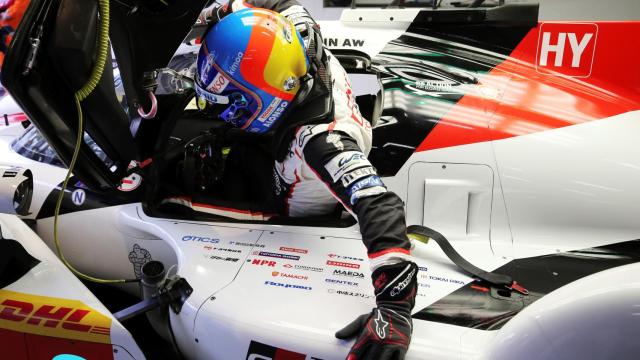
53 0 137 284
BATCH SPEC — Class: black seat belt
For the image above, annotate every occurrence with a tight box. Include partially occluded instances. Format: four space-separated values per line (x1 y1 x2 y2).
407 225 528 295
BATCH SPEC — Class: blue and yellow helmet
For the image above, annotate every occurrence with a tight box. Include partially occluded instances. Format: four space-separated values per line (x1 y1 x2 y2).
195 8 309 133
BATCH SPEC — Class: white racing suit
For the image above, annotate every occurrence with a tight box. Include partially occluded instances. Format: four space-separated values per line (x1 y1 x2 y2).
193 0 413 271
273 53 412 270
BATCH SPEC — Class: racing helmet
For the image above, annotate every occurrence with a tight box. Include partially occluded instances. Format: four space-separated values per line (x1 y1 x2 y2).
195 8 309 133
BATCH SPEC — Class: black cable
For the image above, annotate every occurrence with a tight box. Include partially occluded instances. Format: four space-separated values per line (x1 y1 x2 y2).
167 312 185 360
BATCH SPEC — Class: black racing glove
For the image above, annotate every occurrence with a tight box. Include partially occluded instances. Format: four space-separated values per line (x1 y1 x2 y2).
335 261 418 360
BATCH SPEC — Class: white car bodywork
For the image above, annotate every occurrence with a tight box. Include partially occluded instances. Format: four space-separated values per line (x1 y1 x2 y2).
1 0 640 359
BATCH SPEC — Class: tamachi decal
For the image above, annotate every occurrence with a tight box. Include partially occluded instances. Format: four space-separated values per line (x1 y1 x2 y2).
272 271 308 280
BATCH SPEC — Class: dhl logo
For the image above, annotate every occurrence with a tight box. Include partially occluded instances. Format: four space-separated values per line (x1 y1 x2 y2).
0 290 112 344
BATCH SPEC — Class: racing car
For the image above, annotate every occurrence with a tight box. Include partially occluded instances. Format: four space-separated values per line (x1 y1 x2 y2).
1 0 640 359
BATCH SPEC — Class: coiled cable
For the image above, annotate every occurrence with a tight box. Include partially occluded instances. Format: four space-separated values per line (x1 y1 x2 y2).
52 0 137 284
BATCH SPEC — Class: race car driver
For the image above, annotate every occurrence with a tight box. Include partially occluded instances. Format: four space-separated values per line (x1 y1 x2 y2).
196 1 418 359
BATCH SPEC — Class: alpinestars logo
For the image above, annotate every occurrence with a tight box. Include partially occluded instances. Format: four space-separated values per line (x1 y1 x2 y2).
374 309 388 339
390 269 416 297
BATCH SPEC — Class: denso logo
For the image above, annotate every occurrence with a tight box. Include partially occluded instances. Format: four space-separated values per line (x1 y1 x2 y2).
0 300 108 336
182 235 220 243
207 73 229 94
536 23 598 77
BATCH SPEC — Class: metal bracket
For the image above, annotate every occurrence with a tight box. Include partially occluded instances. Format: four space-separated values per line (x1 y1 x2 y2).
142 68 195 95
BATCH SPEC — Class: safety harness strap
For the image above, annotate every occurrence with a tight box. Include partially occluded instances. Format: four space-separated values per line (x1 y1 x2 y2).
407 225 528 295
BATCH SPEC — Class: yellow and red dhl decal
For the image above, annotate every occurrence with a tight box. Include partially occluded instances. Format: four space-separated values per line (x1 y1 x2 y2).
0 290 112 344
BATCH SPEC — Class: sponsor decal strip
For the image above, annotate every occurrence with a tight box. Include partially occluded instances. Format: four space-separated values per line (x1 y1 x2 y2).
255 251 300 261
324 151 372 183
327 289 373 299
248 259 277 267
264 281 312 291
182 235 220 244
327 260 360 269
280 247 308 254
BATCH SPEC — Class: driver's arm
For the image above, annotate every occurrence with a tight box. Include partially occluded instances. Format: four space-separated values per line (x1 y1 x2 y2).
202 0 316 34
